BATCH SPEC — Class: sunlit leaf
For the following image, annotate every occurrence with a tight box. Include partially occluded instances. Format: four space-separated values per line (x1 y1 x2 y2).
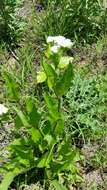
44 134 55 146
58 56 73 69
52 180 68 190
37 71 47 83
37 151 52 168
14 107 29 127
0 169 20 190
42 60 57 89
28 127 42 143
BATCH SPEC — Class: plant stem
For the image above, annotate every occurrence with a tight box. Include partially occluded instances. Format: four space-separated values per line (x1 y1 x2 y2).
58 97 61 112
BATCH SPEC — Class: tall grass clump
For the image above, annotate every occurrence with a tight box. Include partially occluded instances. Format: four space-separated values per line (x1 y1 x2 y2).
0 0 22 48
35 0 107 43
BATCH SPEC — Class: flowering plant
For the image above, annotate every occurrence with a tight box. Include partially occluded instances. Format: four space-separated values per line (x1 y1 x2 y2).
0 36 81 190
37 36 74 86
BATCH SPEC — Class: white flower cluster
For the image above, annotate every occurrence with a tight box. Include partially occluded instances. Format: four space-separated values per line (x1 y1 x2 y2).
0 104 8 115
47 36 73 53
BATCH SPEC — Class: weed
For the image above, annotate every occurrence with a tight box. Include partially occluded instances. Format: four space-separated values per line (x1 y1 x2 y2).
0 36 82 190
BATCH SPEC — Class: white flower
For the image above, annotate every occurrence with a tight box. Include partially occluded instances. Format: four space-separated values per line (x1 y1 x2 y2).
47 36 73 48
0 104 8 115
51 45 60 53
54 36 66 44
59 38 73 48
47 36 64 43
47 36 55 43
55 36 73 48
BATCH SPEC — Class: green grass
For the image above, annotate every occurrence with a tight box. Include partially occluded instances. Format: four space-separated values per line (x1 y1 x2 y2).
34 0 107 44
64 69 107 144
0 0 25 48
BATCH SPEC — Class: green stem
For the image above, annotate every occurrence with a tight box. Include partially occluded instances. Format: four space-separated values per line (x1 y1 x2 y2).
58 97 61 112
52 96 62 134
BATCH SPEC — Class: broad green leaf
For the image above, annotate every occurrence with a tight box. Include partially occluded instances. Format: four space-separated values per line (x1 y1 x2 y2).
10 138 22 146
29 106 41 126
44 134 55 147
14 107 29 127
52 180 68 190
42 60 57 89
44 94 60 120
25 97 41 126
42 60 56 78
15 115 23 128
0 169 20 190
54 119 64 135
37 141 55 168
44 94 57 112
58 56 73 69
11 147 32 160
37 152 49 168
28 127 42 143
3 71 20 101
52 159 72 174
26 96 34 113
58 141 71 156
51 54 60 68
37 151 52 168
45 47 51 58
37 71 47 83
47 77 55 89
18 159 30 166
55 63 73 96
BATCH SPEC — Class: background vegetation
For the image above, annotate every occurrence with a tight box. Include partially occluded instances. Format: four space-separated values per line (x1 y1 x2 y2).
0 0 107 189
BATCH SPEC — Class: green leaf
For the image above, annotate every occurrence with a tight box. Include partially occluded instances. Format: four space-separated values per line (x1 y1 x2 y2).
37 71 47 83
37 152 49 168
37 141 55 168
42 60 56 78
47 77 55 89
26 96 34 113
55 63 73 96
44 134 55 147
14 107 29 127
3 71 20 101
44 94 60 121
26 97 41 126
42 60 57 89
10 138 22 146
12 148 32 161
58 56 73 69
54 119 64 135
0 169 20 190
37 151 52 168
42 120 52 135
44 94 57 112
29 106 41 127
28 127 42 143
15 115 23 128
52 180 68 190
